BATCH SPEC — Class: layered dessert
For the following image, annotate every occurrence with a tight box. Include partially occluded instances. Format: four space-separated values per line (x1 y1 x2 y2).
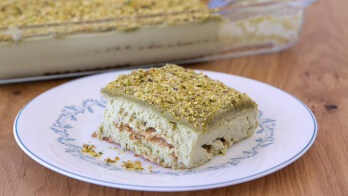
97 64 258 169
0 0 222 79
0 0 306 80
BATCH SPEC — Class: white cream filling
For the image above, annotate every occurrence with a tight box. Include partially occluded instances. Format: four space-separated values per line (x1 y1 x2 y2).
98 95 258 168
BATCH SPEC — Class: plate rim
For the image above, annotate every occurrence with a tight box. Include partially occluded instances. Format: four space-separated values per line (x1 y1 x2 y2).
13 69 318 191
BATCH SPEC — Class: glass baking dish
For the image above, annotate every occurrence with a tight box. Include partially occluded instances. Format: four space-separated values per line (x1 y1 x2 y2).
0 0 315 84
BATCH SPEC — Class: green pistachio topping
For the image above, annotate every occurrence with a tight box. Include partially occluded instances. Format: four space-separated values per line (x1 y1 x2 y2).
101 64 257 129
0 0 219 42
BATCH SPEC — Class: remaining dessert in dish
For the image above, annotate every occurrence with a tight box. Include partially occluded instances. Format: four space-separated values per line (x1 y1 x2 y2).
97 64 258 169
0 0 309 81
0 0 221 79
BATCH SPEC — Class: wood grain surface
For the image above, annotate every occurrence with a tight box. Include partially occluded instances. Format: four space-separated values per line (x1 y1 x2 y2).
1 0 348 195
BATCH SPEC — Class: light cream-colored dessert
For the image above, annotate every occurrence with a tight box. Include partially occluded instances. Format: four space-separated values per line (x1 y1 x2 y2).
0 0 221 79
0 0 306 80
97 64 258 169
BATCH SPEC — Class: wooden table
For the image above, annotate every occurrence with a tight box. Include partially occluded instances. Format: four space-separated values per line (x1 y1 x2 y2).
1 0 347 195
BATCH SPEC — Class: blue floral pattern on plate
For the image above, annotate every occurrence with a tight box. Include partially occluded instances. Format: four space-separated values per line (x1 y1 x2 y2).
50 98 275 176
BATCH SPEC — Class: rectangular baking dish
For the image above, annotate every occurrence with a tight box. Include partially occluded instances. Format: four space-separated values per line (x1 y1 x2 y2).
0 0 315 84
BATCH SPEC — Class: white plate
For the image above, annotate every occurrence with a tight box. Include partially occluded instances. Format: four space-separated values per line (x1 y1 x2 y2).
13 69 317 192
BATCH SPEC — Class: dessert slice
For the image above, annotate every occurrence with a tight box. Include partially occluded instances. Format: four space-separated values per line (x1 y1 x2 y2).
97 64 258 169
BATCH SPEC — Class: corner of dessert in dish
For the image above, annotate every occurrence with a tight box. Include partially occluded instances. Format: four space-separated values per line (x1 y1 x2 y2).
0 0 313 81
97 64 258 169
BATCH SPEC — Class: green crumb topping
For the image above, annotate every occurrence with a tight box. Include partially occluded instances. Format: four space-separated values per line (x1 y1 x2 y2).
0 0 219 42
101 64 257 129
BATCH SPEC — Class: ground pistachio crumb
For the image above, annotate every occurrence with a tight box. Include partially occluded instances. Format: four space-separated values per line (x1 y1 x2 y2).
121 160 143 170
104 157 117 163
81 144 101 157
